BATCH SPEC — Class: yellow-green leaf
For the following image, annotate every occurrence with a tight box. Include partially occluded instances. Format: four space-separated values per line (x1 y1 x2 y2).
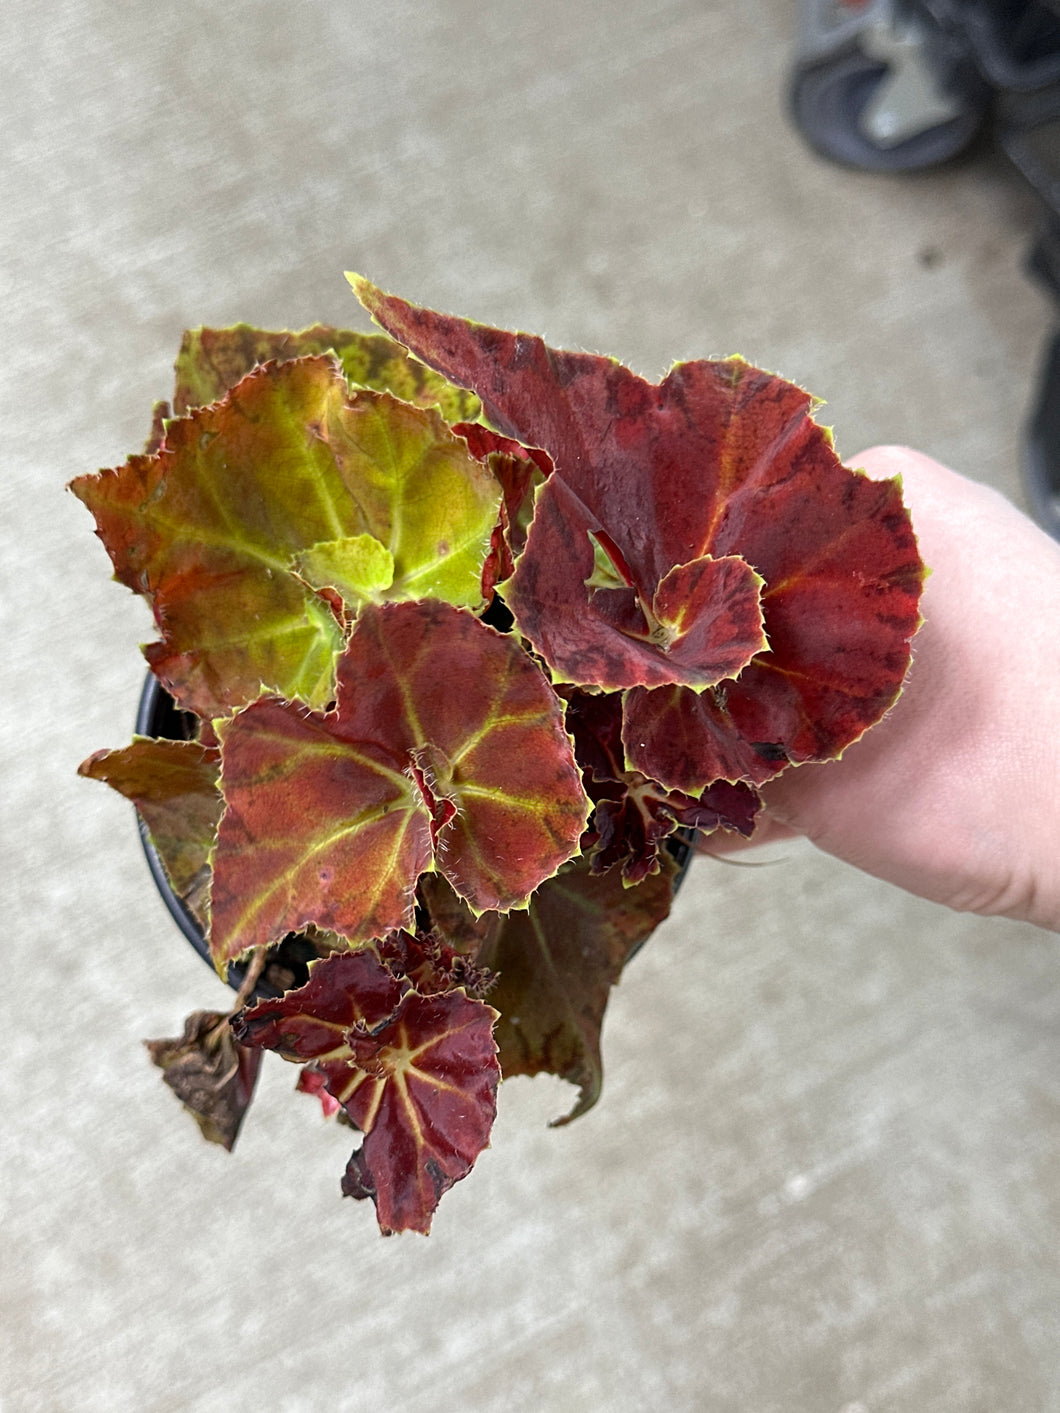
174 323 481 423
292 534 396 608
70 358 500 719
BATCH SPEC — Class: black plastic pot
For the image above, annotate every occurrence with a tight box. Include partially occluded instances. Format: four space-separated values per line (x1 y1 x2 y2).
135 672 696 998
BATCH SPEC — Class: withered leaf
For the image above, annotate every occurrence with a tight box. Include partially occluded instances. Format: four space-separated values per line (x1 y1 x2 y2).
145 1010 262 1151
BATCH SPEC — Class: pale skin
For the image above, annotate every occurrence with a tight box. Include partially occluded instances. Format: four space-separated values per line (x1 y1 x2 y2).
715 446 1060 935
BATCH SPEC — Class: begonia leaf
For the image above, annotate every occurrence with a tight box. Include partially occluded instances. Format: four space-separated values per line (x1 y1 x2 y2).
319 390 501 609
585 528 634 592
376 928 495 999
70 359 500 719
209 600 590 967
145 1009 262 1151
588 780 756 883
501 473 769 689
621 684 787 790
350 278 925 780
209 695 429 968
144 400 169 455
79 738 221 923
173 324 481 423
416 874 500 958
453 422 551 596
566 690 759 881
473 858 678 1123
232 949 499 1234
291 533 396 609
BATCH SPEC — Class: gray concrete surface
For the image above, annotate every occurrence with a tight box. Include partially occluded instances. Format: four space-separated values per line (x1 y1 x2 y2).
3 2 1058 1410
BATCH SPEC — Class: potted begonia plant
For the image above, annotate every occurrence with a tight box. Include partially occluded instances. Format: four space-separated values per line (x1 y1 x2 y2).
71 276 925 1235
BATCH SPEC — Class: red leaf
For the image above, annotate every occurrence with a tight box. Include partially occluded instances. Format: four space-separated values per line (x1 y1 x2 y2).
453 421 550 599
209 694 431 967
337 603 589 916
566 690 758 881
233 950 499 1234
496 474 769 689
652 554 767 676
209 600 590 966
351 279 926 783
377 927 495 999
620 684 783 788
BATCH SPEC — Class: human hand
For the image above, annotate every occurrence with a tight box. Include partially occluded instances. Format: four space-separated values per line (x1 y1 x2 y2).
719 446 1060 933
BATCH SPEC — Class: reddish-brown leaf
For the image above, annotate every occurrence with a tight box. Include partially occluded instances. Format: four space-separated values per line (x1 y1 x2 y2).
232 950 499 1234
350 278 926 782
209 600 590 966
334 600 590 915
500 473 768 688
210 695 431 968
454 423 550 599
566 690 759 881
376 927 495 999
78 738 221 925
471 859 678 1123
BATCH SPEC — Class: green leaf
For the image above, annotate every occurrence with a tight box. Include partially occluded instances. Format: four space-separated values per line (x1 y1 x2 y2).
174 324 481 423
585 529 633 592
324 391 501 608
292 534 396 608
70 359 500 719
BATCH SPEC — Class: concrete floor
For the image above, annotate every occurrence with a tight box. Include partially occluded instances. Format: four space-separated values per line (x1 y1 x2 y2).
4 1 1058 1409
